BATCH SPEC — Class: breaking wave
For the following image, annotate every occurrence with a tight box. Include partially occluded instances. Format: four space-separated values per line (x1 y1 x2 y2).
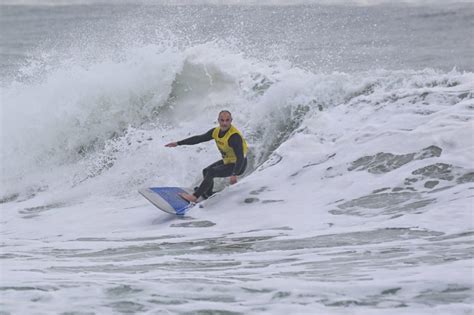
1 40 473 203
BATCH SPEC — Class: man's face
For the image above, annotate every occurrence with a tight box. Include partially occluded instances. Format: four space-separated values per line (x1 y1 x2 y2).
218 112 232 131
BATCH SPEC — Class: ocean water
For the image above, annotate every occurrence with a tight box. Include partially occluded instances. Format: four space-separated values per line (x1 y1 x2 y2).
1 2 473 314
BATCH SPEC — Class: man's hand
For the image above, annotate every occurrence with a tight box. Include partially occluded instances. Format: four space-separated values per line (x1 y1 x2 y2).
230 175 237 185
165 142 178 147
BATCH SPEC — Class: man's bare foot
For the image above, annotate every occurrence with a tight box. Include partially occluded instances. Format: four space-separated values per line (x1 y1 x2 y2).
179 192 198 203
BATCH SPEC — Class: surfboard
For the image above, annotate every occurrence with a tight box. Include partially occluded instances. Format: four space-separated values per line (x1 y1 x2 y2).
139 187 195 215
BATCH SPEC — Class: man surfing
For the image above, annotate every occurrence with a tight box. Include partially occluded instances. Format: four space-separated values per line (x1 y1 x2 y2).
165 110 248 203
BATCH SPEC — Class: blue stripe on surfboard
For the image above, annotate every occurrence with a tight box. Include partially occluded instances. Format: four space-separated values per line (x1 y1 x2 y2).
149 187 191 215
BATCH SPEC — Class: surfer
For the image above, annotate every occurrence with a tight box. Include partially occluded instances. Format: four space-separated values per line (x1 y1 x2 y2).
165 110 248 203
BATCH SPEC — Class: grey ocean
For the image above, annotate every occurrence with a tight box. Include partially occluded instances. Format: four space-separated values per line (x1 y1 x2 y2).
1 3 473 78
1 2 473 315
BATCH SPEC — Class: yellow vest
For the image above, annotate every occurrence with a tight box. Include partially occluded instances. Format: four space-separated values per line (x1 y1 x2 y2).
212 125 248 164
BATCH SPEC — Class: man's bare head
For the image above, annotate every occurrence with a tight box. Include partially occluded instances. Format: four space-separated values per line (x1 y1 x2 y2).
218 110 233 131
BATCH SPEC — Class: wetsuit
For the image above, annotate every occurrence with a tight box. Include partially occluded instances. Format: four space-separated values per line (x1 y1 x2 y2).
177 127 248 198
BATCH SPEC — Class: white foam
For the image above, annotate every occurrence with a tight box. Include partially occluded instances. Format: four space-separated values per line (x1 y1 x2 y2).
1 41 473 314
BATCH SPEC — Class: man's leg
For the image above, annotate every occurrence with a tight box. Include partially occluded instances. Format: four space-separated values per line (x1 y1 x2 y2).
180 160 227 203
200 160 224 197
194 161 234 198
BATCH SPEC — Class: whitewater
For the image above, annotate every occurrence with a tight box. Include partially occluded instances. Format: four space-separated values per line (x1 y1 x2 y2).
1 2 473 314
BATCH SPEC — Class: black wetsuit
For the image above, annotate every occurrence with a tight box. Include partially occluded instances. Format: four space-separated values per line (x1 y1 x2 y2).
177 127 247 198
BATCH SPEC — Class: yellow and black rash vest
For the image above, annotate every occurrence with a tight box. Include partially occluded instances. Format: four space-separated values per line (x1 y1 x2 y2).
212 125 248 165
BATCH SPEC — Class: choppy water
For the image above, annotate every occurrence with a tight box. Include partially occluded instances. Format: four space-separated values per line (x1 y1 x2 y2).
1 2 473 80
1 2 473 314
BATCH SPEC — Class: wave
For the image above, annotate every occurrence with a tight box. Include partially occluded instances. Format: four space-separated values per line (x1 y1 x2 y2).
1 41 473 202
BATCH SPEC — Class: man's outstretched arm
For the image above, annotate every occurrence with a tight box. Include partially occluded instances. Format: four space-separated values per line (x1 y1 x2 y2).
165 128 214 147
